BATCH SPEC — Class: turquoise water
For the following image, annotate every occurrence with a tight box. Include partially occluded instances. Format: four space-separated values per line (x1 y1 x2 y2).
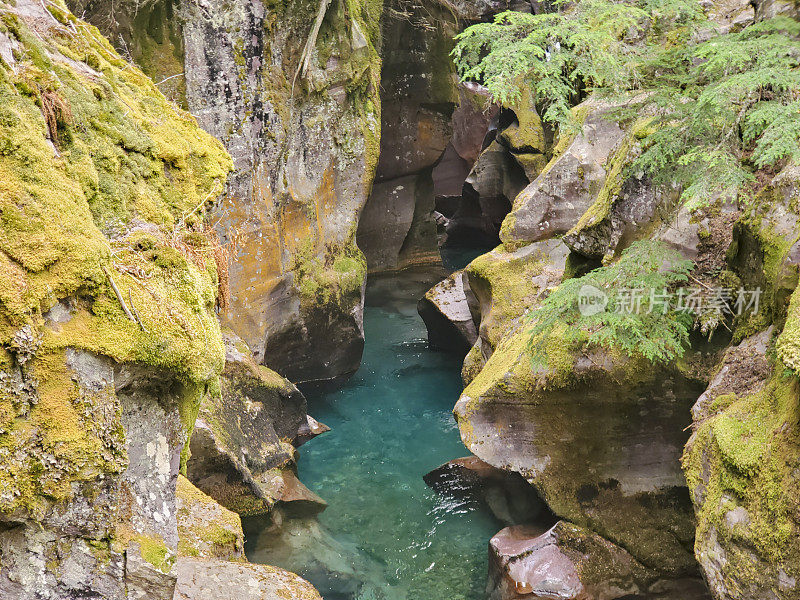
247 266 501 600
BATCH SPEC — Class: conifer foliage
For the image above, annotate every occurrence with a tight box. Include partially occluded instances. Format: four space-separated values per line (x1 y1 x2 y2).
527 241 695 367
452 2 800 206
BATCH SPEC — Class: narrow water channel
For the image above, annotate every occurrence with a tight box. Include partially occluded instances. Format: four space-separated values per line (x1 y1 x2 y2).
247 259 500 600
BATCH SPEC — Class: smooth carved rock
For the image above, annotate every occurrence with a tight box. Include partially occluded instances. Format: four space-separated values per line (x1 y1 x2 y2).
433 142 473 200
357 0 457 272
500 100 626 250
462 240 568 383
173 558 323 600
448 141 529 246
418 271 479 354
275 470 328 518
424 456 548 526
451 82 498 166
357 172 440 272
488 522 652 600
456 330 705 576
179 0 382 382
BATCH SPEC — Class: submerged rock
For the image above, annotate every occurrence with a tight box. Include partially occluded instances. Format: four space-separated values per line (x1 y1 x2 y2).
424 456 547 526
418 271 478 354
247 516 389 599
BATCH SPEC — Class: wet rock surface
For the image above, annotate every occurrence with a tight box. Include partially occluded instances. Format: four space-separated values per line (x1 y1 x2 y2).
488 522 651 600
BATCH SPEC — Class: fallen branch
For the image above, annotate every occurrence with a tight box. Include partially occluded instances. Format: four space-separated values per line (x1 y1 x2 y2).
128 288 147 332
102 265 136 324
292 0 331 94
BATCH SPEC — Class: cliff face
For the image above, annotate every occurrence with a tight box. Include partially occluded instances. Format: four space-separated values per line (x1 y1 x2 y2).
71 0 381 385
0 2 322 597
0 0 229 595
181 0 382 384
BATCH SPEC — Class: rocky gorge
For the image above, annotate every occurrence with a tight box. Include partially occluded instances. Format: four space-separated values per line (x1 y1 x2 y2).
0 0 799 598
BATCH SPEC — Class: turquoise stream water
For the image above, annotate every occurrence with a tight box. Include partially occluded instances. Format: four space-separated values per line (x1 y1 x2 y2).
247 260 501 600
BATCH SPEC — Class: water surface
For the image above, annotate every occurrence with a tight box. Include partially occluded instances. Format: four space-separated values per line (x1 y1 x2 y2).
248 265 500 600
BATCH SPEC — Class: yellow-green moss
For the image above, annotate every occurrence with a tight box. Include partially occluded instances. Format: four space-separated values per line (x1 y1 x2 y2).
295 240 366 310
176 474 244 559
135 534 174 573
0 0 231 521
776 283 800 372
683 372 800 574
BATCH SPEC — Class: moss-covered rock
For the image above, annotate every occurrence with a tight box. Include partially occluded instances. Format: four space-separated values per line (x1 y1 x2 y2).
729 164 800 343
683 334 800 600
0 1 231 596
176 475 244 561
455 320 704 576
186 331 322 517
461 239 567 383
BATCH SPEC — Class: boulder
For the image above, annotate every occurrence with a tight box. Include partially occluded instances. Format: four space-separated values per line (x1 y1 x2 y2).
296 415 332 448
500 100 627 250
455 321 705 576
173 558 323 600
451 82 498 166
186 332 322 517
176 476 244 561
275 470 328 518
424 456 548 525
752 0 800 20
488 522 652 600
418 271 479 354
433 142 473 200
462 240 568 382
